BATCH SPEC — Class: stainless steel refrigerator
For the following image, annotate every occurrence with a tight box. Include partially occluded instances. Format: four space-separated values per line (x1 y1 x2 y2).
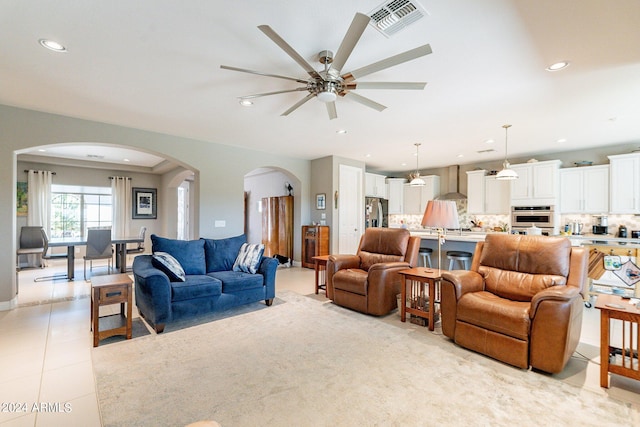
365 197 388 228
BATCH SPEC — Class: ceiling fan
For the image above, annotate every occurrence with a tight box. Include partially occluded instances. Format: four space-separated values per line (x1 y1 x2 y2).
220 12 432 120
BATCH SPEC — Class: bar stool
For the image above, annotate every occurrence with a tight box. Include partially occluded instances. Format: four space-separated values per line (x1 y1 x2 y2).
418 248 433 268
447 251 472 270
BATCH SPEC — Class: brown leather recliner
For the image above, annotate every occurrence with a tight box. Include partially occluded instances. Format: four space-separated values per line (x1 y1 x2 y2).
440 233 588 374
326 228 420 316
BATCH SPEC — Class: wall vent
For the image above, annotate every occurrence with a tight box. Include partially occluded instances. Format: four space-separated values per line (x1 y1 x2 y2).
476 149 497 154
368 0 429 37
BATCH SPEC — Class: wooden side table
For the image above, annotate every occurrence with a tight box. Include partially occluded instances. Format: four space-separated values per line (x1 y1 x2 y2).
595 294 640 388
91 273 133 347
398 268 442 331
312 255 330 295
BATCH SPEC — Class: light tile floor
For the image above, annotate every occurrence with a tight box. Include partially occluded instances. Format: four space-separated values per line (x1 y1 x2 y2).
1 260 638 426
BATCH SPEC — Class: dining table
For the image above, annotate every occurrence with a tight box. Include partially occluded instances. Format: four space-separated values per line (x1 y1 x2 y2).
48 235 144 280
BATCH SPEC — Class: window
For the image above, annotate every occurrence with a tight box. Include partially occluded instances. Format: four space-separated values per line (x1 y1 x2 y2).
50 185 112 238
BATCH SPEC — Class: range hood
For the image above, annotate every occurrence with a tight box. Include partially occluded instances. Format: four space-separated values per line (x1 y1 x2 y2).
436 165 467 200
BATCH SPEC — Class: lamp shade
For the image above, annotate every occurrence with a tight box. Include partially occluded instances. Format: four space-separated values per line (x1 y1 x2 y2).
421 200 460 229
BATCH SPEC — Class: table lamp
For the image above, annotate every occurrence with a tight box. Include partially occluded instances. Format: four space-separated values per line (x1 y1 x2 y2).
421 200 460 272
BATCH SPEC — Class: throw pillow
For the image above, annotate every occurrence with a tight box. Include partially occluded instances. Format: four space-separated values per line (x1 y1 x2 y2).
202 234 247 272
150 234 206 275
152 252 186 282
232 243 265 274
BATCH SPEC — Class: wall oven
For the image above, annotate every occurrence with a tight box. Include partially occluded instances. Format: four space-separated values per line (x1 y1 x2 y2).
511 205 558 236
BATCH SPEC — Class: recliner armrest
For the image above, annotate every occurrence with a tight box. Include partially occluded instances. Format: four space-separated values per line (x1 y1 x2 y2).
530 285 581 318
441 270 484 300
328 254 361 272
368 261 411 272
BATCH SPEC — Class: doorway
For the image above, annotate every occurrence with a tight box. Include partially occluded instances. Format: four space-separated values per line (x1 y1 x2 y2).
338 164 363 254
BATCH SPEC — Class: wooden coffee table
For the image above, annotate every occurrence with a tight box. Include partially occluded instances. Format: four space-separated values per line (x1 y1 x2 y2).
595 294 640 388
91 273 133 347
398 268 442 331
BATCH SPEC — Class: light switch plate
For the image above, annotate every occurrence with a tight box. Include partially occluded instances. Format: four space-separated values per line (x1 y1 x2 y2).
214 220 226 228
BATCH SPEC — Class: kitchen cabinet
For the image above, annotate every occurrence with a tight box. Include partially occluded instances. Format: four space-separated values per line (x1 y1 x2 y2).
510 159 561 206
466 170 510 214
402 176 440 215
386 178 406 214
301 225 330 268
559 165 609 214
609 153 640 214
365 172 387 198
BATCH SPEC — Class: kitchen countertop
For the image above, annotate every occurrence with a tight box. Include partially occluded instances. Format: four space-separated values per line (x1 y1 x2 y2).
565 234 640 248
409 230 494 243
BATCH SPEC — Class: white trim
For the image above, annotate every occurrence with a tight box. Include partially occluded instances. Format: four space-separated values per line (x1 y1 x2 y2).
0 296 18 311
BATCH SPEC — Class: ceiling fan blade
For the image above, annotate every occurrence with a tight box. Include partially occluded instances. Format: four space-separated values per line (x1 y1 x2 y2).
281 93 316 116
326 102 337 120
258 25 322 80
342 44 433 82
220 65 308 84
239 87 309 100
331 13 371 73
342 92 387 112
343 82 427 91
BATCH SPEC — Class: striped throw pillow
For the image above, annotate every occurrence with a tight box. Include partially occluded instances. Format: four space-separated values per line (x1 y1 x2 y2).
232 243 265 274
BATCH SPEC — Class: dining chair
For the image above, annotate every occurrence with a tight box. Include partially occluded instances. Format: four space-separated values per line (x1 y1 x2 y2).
16 226 46 270
83 228 113 280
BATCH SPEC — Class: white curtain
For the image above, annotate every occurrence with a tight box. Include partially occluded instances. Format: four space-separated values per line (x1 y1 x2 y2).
26 170 53 266
111 177 131 238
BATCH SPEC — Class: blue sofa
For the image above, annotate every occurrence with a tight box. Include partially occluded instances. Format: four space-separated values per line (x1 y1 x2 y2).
132 234 277 333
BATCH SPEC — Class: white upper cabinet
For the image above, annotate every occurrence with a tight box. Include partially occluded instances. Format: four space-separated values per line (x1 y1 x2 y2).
559 165 609 214
386 178 406 214
609 153 640 214
402 176 441 214
510 160 561 206
467 170 510 214
365 172 387 198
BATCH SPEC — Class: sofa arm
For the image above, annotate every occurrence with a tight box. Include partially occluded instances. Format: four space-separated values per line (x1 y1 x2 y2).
258 256 278 301
440 270 484 339
132 255 172 328
530 285 581 319
326 255 361 300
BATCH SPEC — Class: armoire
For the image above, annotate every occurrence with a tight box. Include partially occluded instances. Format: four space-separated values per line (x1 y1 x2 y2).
261 195 293 260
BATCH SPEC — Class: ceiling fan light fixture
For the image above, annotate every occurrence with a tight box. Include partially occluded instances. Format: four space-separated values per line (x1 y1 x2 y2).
496 124 518 181
317 90 337 103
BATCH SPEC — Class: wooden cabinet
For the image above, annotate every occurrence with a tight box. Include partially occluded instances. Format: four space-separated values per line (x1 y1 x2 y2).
402 176 440 214
466 170 509 214
365 173 387 198
609 153 640 214
510 160 561 206
386 178 406 214
261 196 293 259
559 165 609 213
301 225 330 268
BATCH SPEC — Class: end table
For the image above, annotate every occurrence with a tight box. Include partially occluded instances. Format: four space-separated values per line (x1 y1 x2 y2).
91 273 133 347
398 268 442 331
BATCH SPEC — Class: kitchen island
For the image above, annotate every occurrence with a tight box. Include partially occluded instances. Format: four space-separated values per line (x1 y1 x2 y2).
409 230 495 269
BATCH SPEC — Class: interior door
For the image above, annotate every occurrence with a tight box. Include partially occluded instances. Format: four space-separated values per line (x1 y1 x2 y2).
338 164 363 254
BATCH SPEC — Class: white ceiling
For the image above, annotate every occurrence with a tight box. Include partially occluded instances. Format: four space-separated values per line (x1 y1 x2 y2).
2 0 640 173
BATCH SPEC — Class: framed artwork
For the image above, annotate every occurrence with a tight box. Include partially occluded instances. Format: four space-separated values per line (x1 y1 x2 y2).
132 187 157 219
316 193 326 210
16 181 28 216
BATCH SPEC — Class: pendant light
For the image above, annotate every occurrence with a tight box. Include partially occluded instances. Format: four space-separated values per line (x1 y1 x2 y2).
496 124 518 180
409 143 425 186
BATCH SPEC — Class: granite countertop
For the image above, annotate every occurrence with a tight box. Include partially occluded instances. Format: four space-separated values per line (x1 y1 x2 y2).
565 234 640 248
409 230 498 242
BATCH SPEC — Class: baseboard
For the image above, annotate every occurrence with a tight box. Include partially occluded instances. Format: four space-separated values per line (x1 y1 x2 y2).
0 296 18 311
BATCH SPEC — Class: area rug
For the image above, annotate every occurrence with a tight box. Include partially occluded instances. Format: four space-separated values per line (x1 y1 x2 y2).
92 291 640 426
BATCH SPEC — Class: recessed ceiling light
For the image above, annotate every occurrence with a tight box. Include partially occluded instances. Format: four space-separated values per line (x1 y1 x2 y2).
484 139 494 144
38 149 46 152
401 162 407 166
239 99 253 106
123 158 130 162
39 39 67 52
557 138 567 143
365 154 371 158
546 61 570 71
336 129 347 134
457 154 464 158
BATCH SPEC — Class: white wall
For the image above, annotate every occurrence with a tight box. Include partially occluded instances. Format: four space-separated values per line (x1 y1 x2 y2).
1 104 310 308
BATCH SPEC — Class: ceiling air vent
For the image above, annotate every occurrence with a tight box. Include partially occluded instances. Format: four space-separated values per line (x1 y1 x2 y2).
477 149 497 154
368 0 429 37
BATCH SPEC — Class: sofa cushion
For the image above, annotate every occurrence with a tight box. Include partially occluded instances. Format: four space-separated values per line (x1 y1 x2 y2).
233 243 265 274
457 291 531 341
208 270 264 293
151 234 206 275
170 275 222 302
202 234 247 272
332 269 368 296
151 252 186 282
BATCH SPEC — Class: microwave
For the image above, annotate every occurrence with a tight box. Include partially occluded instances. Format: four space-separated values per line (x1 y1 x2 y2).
511 206 557 230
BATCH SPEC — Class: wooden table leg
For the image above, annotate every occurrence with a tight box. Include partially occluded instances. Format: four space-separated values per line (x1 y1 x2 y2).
401 276 407 322
428 278 435 331
600 310 610 388
314 261 320 294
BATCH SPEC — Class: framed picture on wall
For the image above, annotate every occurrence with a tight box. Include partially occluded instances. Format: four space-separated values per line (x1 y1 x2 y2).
132 187 157 219
316 193 326 210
